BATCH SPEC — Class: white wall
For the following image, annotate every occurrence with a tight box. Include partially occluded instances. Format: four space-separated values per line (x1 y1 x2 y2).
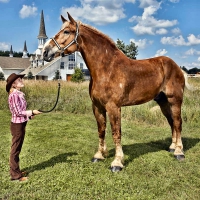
3 69 24 80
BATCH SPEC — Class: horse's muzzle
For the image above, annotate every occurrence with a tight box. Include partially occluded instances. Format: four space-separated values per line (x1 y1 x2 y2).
43 50 55 62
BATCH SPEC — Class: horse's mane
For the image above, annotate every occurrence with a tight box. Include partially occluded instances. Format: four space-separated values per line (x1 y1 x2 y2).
79 21 117 48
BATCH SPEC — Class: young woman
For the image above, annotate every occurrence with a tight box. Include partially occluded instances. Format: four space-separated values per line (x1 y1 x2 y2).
6 73 42 181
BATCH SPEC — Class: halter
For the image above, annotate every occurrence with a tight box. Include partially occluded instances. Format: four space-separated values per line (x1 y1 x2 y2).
51 22 79 57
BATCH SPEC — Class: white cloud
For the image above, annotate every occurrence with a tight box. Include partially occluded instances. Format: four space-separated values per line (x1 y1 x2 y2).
171 27 181 35
183 62 200 69
198 57 200 62
131 24 154 35
130 38 153 49
169 0 180 3
125 0 136 3
185 48 200 56
154 49 168 57
142 5 158 20
187 34 200 45
0 42 10 51
139 0 160 8
130 15 177 35
129 1 178 35
161 34 200 46
161 35 186 46
0 0 9 2
156 28 168 35
19 4 37 19
61 0 136 25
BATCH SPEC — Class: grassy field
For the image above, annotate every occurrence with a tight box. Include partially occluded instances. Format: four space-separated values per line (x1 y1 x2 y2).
0 79 200 199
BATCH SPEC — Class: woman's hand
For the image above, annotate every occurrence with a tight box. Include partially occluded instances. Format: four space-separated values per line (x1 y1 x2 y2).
32 110 42 115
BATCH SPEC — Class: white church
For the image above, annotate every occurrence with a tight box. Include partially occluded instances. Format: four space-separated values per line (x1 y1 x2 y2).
0 10 89 81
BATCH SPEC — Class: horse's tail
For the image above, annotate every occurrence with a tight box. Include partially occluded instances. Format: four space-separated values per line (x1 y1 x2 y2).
181 70 195 91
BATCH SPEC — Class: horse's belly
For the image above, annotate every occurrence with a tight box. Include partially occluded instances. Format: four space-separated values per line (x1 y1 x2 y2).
122 86 160 106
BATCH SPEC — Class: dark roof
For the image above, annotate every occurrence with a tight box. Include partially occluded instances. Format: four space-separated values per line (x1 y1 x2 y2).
0 56 31 69
37 10 48 39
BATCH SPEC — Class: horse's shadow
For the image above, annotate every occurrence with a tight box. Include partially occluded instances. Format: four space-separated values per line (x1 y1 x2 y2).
23 152 77 173
23 137 200 173
108 137 200 166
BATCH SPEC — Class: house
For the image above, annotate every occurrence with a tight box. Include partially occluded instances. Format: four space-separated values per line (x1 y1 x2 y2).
0 43 31 79
0 10 89 81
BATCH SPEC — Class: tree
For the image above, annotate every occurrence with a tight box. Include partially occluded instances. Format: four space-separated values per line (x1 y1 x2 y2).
116 39 126 54
188 67 200 74
180 66 188 73
71 68 84 83
125 41 138 60
0 72 5 81
116 39 138 59
53 70 61 80
27 71 34 80
0 50 24 57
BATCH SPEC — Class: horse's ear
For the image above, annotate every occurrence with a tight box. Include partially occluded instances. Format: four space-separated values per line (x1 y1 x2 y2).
67 12 76 25
61 15 67 23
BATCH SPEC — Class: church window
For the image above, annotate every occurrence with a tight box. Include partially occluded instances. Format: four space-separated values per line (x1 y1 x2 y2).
68 63 75 70
80 63 83 69
68 54 75 61
60 62 65 69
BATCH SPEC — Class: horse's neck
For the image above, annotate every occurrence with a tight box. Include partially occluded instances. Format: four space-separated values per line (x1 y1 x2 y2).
79 25 119 76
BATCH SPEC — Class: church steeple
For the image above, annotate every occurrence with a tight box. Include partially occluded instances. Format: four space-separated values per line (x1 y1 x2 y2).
9 45 13 57
23 40 27 52
36 10 48 56
37 10 48 39
22 41 28 58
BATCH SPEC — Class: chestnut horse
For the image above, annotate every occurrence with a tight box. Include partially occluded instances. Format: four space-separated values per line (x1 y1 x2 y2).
43 13 186 172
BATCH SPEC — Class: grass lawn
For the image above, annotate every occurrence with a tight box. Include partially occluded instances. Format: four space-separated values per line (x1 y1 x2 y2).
1 108 200 200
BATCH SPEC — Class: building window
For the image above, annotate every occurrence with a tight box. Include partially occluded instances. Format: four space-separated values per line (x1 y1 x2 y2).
68 54 75 61
60 62 64 69
80 63 83 69
68 63 75 70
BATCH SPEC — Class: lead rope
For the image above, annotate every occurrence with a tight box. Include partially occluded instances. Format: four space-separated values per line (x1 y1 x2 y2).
38 56 61 113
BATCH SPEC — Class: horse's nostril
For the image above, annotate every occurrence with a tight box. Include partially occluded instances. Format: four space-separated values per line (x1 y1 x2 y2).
43 50 48 57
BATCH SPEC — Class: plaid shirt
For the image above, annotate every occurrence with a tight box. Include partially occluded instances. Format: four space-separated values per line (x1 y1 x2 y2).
8 89 32 123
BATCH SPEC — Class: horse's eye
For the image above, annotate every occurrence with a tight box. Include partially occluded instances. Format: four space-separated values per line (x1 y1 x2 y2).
64 30 69 34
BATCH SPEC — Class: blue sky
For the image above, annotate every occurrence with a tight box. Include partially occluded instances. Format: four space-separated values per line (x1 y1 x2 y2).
0 0 200 69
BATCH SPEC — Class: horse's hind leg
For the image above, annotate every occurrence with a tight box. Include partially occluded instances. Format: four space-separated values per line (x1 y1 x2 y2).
154 92 184 160
91 103 108 162
168 97 185 160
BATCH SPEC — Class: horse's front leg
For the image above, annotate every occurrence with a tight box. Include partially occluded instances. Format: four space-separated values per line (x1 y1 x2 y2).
91 103 108 162
107 104 124 172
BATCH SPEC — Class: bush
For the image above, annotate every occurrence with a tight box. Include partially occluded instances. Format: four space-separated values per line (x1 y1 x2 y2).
71 68 84 83
0 72 5 81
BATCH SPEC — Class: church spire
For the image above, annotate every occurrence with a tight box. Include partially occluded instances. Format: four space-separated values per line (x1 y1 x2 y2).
37 10 48 39
23 40 28 52
9 45 13 57
36 10 48 56
22 41 28 58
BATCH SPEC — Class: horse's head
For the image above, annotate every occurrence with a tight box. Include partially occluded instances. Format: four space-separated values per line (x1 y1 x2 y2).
43 12 79 62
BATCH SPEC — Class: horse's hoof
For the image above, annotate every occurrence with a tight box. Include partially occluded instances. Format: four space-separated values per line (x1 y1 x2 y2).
91 158 102 163
110 166 122 172
168 148 175 153
174 155 185 161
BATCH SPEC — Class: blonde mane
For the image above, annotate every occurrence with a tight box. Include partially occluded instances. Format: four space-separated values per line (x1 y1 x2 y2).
79 22 117 47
